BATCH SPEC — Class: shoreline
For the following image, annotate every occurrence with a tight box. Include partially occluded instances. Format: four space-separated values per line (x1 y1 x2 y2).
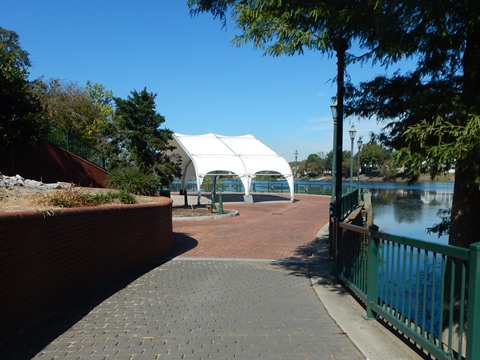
308 173 455 184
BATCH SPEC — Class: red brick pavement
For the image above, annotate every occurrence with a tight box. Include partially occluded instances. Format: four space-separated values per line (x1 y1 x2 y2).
172 193 330 260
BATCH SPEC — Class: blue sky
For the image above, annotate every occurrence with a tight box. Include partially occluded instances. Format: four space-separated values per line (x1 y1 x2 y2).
2 0 389 162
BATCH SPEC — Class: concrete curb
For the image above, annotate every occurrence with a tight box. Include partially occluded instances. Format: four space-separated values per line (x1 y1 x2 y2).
172 210 239 221
310 224 423 360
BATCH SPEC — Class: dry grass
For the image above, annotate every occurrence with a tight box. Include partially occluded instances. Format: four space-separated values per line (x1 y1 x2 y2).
32 188 136 208
0 186 139 213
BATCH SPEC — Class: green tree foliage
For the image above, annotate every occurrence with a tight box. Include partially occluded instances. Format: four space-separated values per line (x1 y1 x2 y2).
346 1 480 248
84 81 114 144
190 1 480 249
102 88 181 194
31 78 113 145
359 142 392 175
188 0 380 56
305 153 322 177
0 27 47 148
295 152 329 178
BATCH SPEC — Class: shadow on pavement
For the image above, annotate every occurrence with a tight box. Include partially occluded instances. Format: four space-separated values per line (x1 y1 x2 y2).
0 260 168 360
274 232 351 297
169 232 199 257
0 235 198 359
277 230 433 360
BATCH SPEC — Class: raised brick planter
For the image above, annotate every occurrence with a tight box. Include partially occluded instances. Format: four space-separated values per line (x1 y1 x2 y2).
0 198 172 335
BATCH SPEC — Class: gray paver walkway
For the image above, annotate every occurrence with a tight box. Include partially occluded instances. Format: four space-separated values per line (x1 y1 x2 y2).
3 259 364 359
3 194 398 359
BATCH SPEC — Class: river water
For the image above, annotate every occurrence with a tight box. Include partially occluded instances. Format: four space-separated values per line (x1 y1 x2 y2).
360 181 454 244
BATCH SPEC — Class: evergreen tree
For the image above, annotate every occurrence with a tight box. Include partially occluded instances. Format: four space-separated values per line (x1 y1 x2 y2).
102 88 180 194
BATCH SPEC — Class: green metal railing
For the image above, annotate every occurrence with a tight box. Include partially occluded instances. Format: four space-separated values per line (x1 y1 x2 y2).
338 188 360 220
46 125 106 169
336 222 480 360
168 180 349 196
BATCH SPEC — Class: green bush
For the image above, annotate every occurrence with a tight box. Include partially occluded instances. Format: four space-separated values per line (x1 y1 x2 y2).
107 166 161 196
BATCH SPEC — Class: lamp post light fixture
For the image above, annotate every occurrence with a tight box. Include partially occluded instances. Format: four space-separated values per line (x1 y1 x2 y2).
349 124 356 191
330 98 338 200
357 136 363 202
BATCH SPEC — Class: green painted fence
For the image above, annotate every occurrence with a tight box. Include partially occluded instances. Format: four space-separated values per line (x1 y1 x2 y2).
168 180 349 196
336 222 480 360
46 125 106 169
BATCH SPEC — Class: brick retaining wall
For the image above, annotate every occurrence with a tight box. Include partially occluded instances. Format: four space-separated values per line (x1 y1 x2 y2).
0 198 172 335
0 142 108 187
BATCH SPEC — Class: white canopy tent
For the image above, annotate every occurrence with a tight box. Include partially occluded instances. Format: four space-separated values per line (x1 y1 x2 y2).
170 133 294 201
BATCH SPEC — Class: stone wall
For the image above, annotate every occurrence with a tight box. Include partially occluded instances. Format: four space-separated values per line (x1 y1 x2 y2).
0 198 173 335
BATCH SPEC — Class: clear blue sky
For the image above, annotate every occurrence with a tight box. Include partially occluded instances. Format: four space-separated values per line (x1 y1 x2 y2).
2 0 389 162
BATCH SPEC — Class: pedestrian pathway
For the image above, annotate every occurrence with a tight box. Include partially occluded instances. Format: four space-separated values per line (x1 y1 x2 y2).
15 259 364 359
0 193 421 359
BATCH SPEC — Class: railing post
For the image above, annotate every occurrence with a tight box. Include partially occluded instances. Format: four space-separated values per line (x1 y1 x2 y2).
365 224 379 320
466 242 480 360
218 193 224 215
332 217 339 276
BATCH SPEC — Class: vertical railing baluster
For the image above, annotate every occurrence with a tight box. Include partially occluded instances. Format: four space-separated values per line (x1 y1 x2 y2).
448 260 455 352
466 242 480 360
401 244 407 322
456 263 466 360
415 248 421 334
407 246 414 327
430 252 437 342
366 225 379 319
438 254 446 352
385 240 390 310
422 250 429 336
395 242 401 318
389 241 395 316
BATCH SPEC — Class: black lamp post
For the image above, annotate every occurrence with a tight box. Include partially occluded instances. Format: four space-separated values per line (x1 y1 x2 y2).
331 37 348 271
357 136 363 181
330 98 337 200
357 136 363 202
357 136 363 182
349 125 356 191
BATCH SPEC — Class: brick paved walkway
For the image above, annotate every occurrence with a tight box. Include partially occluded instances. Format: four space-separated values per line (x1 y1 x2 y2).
171 194 331 260
1 194 366 359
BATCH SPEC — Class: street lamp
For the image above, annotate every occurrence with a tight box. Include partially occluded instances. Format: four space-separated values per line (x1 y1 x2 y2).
357 136 363 182
330 98 337 200
349 124 356 191
357 136 363 202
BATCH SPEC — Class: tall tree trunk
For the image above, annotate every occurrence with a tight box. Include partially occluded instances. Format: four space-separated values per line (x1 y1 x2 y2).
449 160 480 248
450 0 480 248
442 6 480 354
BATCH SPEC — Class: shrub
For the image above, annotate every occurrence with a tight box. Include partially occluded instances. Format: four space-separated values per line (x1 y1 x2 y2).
107 166 161 196
35 189 137 208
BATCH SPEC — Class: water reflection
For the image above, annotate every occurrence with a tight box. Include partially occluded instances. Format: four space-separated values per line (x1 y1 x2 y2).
370 187 453 244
